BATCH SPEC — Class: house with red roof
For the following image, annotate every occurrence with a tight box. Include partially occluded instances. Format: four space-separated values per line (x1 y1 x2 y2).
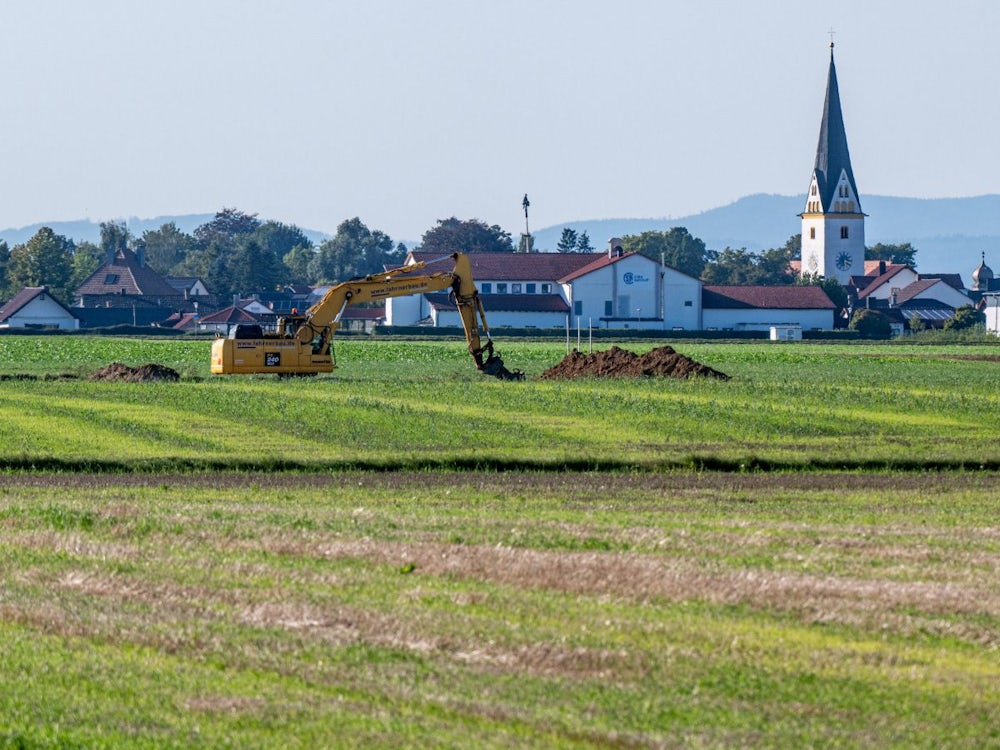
0 286 79 330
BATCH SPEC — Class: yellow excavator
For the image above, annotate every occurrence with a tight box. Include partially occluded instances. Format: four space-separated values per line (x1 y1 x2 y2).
210 252 523 379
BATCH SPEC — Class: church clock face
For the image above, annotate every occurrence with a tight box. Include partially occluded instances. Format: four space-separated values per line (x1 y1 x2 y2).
835 251 853 271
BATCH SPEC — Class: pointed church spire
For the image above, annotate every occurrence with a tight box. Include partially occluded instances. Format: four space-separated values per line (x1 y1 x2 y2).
813 43 861 213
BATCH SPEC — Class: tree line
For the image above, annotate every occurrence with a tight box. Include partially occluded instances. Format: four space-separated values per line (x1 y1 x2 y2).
0 210 521 305
0 207 921 308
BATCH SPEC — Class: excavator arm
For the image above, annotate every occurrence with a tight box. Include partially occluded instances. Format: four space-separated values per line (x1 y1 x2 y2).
210 253 523 379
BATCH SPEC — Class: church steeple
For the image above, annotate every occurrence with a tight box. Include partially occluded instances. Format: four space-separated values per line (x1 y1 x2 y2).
813 43 861 214
800 42 866 284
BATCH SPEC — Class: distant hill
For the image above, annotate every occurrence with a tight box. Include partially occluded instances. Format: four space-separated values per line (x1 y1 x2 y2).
0 214 331 247
532 194 1000 285
5 195 999 286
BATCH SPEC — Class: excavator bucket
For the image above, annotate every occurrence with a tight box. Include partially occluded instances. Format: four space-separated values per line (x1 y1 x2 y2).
481 353 525 381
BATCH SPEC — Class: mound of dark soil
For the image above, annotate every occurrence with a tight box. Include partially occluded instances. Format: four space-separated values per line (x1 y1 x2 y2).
539 345 729 381
90 362 181 383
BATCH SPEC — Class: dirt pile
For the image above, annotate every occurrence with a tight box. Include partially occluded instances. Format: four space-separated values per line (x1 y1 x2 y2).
90 363 181 383
540 345 729 381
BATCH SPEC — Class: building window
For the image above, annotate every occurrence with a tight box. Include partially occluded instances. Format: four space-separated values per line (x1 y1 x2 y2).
848 201 855 212
541 283 551 293
809 227 816 240
574 301 583 316
604 300 613 316
811 184 817 196
104 273 119 284
526 283 536 294
481 283 491 293
840 226 849 239
497 283 507 293
684 300 693 307
511 283 522 294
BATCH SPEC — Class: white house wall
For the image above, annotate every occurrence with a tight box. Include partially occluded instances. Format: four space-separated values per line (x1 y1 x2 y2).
865 269 919 299
905 282 970 309
386 294 425 325
984 295 1000 334
703 308 833 331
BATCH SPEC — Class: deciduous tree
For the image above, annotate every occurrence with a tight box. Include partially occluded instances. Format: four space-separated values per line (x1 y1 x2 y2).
141 223 195 276
6 228 75 302
849 308 892 338
310 218 400 283
866 242 917 268
943 304 985 331
621 228 709 278
420 217 514 254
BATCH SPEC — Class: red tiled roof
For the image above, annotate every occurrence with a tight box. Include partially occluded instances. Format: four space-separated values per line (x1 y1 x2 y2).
557 252 637 283
75 248 180 298
340 307 385 320
425 292 570 313
198 306 259 324
406 251 603 282
893 279 940 304
159 312 199 330
703 285 836 310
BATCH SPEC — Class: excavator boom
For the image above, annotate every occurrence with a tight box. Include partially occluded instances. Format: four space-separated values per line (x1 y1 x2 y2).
210 253 523 379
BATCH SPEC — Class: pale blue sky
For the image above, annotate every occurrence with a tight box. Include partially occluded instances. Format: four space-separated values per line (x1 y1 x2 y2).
1 0 998 241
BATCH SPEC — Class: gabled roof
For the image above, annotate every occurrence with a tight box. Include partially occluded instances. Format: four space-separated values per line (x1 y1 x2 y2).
918 273 965 291
164 276 208 294
812 45 861 212
856 264 913 299
198 306 259 324
76 248 179 298
557 251 644 283
892 279 938 304
425 292 570 314
0 286 77 323
406 251 604 282
703 285 835 310
159 312 200 330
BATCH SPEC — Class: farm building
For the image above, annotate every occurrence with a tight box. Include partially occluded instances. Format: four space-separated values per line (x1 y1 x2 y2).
702 286 836 331
0 286 79 330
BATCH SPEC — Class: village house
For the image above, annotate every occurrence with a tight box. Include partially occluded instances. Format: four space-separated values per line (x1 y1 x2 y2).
0 286 79 330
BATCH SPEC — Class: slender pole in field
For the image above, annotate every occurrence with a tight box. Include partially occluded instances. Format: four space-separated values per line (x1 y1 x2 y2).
577 319 581 350
566 316 570 353
589 318 593 353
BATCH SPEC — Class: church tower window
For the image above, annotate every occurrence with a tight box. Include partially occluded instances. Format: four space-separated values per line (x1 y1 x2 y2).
810 227 816 239
840 226 849 239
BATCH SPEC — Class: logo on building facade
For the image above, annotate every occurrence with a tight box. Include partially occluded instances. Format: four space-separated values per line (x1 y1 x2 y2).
623 272 649 285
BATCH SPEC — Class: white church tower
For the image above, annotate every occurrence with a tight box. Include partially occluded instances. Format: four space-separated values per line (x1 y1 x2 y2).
801 43 866 284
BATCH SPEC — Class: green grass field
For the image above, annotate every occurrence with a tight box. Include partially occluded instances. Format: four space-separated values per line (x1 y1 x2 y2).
1 336 999 747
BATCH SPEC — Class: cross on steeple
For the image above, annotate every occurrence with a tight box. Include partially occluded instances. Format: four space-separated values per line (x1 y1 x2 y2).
828 27 836 48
